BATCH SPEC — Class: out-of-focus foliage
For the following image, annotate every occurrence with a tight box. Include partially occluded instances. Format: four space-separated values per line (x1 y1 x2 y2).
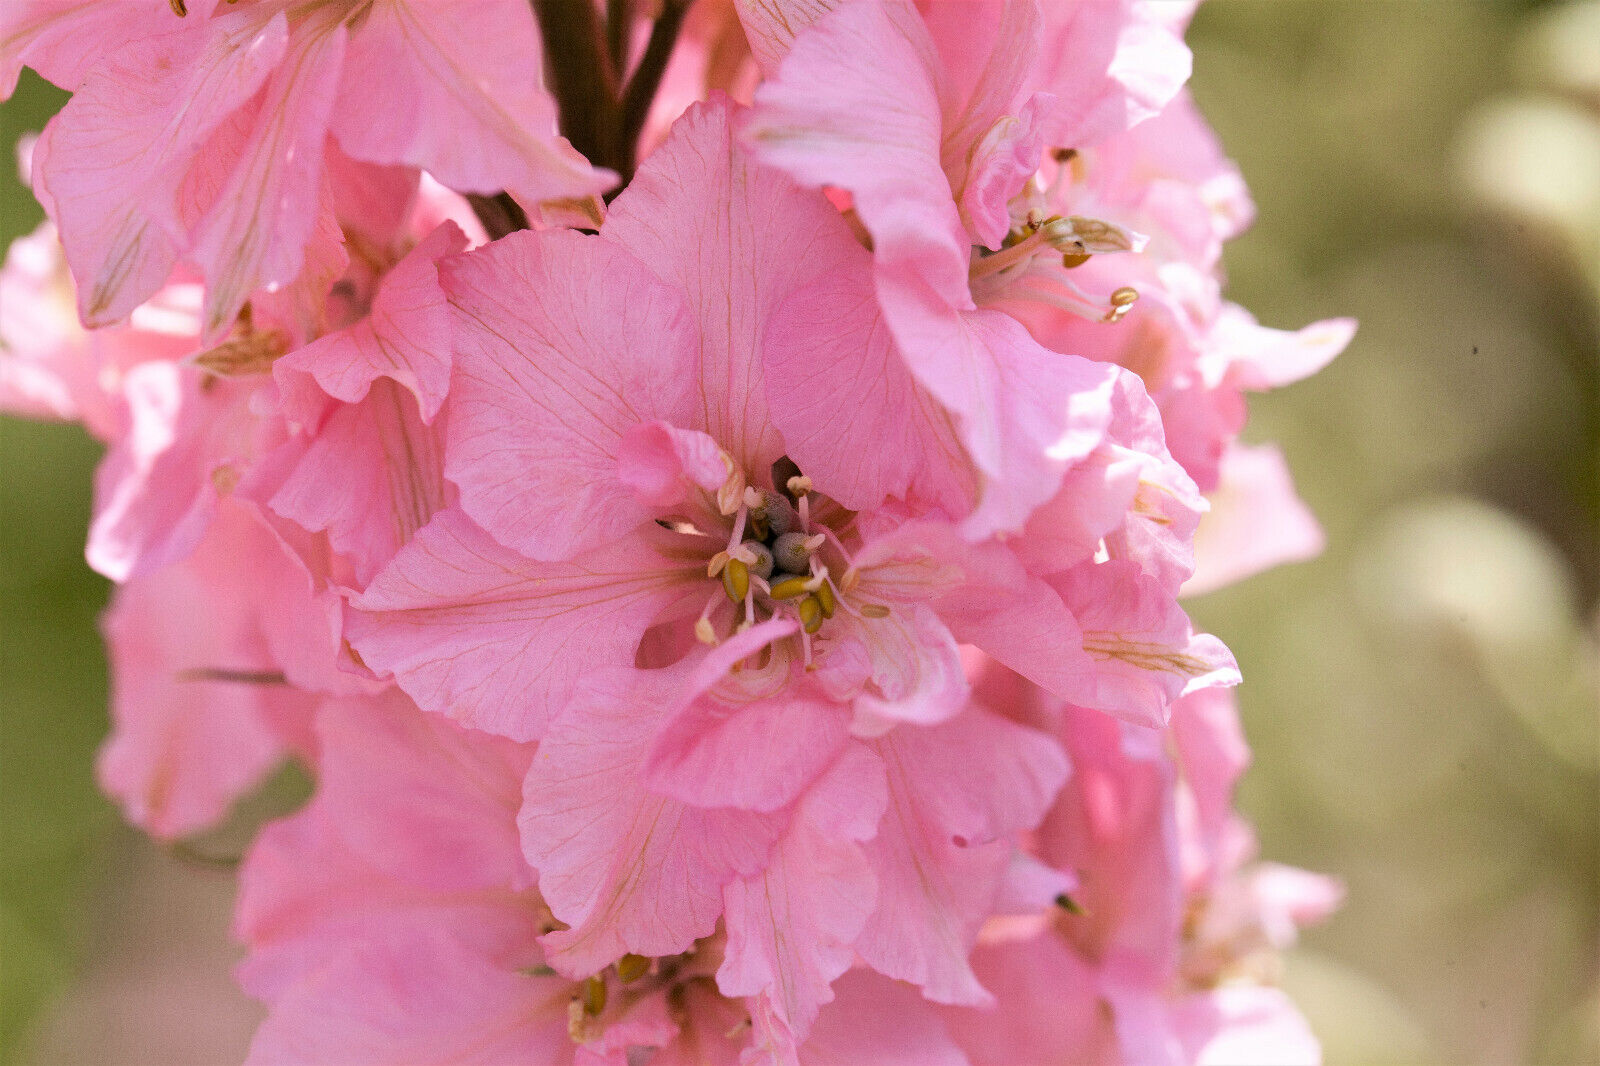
1187 2 1600 1063
0 3 1596 1064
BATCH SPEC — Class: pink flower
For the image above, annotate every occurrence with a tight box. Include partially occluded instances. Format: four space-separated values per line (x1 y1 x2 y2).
346 97 1120 740
29 0 608 337
237 688 971 1065
97 498 359 839
941 665 1337 1065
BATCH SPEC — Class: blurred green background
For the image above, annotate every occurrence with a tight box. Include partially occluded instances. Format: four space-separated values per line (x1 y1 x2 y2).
2 1 1596 1063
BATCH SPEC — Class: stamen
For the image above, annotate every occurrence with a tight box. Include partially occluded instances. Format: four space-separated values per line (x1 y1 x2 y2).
616 954 650 983
1102 286 1139 323
695 618 717 645
722 558 750 603
814 580 838 619
786 475 812 497
798 595 824 634
859 603 891 618
769 575 810 601
581 975 607 1016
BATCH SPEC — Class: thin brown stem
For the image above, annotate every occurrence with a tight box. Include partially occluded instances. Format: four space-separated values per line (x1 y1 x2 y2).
531 0 620 171
615 0 690 179
466 191 531 241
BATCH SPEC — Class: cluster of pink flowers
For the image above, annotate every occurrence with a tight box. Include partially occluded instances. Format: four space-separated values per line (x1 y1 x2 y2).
2 1 1354 1062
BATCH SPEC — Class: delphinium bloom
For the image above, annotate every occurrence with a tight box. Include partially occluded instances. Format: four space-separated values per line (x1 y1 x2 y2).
0 1 1350 1062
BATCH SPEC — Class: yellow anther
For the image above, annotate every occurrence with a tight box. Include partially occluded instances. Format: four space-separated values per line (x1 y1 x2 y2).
786 475 813 497
169 0 187 14
616 954 650 983
695 618 718 645
1110 286 1139 307
722 558 750 603
860 603 891 619
798 595 824 634
1061 251 1091 268
815 581 838 619
769 575 810 600
582 974 608 1016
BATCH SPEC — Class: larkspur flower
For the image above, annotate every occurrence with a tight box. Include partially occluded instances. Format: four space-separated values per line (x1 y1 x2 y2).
0 1 1349 1062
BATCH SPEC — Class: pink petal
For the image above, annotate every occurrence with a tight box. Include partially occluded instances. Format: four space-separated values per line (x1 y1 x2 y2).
34 11 288 327
857 708 1068 1005
617 420 729 512
329 0 612 206
267 380 451 588
314 690 533 894
1051 558 1239 728
719 745 887 1036
762 240 975 516
799 969 969 1066
607 95 848 476
442 228 700 561
520 631 791 975
189 12 347 338
96 501 326 840
644 663 852 813
1186 442 1325 596
275 221 466 425
345 506 703 740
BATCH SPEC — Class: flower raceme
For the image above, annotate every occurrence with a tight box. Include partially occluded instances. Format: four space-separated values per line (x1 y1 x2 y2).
0 1 1349 1063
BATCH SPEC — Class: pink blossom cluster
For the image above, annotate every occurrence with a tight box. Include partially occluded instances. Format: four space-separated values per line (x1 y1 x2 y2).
2 1 1353 1063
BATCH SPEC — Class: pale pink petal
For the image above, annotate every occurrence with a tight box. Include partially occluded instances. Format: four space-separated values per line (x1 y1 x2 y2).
719 745 887 1036
799 969 969 1066
245 928 572 1066
1 1 213 98
315 690 533 894
607 95 858 476
520 631 791 975
85 362 280 582
345 507 703 741
33 12 289 327
1219 310 1356 392
1034 0 1194 149
732 0 842 76
942 931 1111 1066
189 13 347 338
442 228 700 561
267 380 451 587
1186 443 1325 596
762 237 974 516
274 221 466 424
857 708 1068 1005
1172 986 1322 1066
644 668 852 812
617 420 730 512
329 0 612 206
1051 558 1239 728
96 501 324 839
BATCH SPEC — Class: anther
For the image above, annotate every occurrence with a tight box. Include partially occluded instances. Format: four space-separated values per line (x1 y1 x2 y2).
786 475 812 498
707 550 730 577
722 558 750 603
859 603 891 618
771 531 813 574
1102 286 1139 323
616 954 650 983
815 581 838 619
768 575 811 600
169 0 187 14
582 975 607 1016
695 618 717 645
798 595 825 634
